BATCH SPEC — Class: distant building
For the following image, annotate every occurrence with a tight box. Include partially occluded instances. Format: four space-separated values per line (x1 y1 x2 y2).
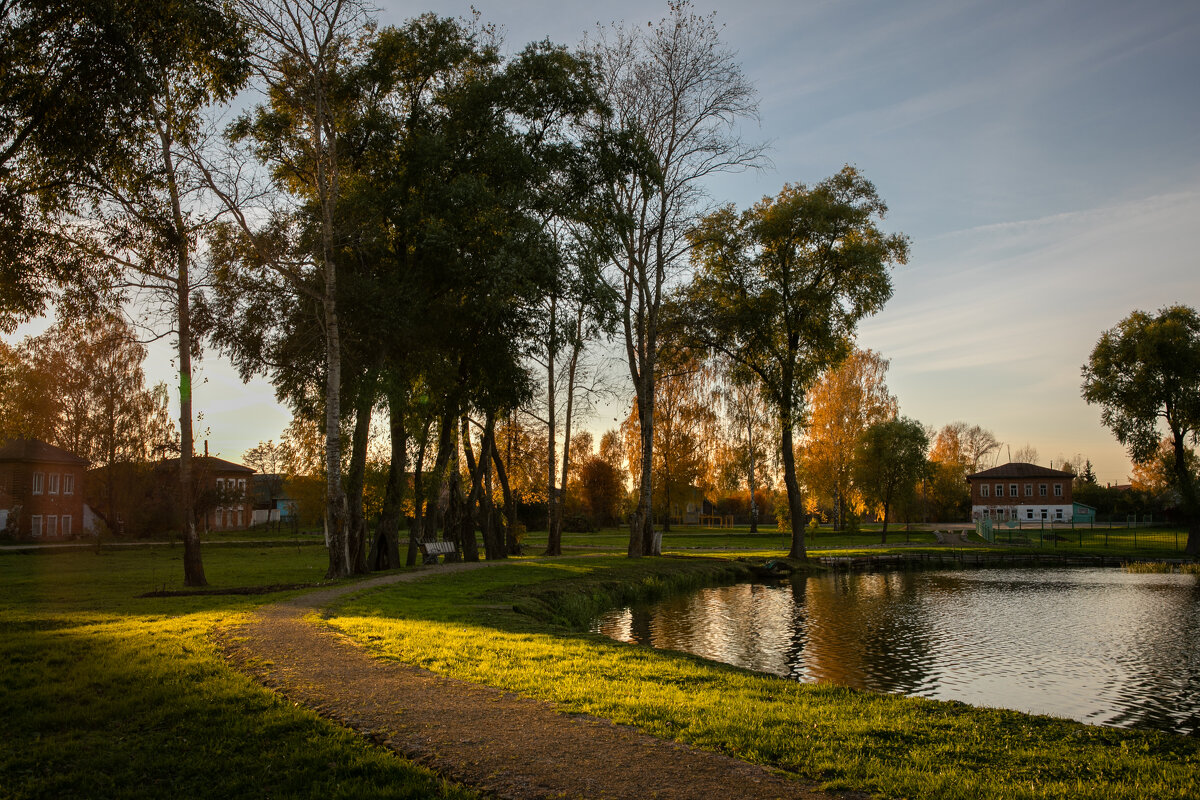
155 456 256 532
967 462 1075 523
0 438 89 540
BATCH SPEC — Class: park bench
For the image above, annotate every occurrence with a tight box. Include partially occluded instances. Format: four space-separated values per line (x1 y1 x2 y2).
411 539 457 564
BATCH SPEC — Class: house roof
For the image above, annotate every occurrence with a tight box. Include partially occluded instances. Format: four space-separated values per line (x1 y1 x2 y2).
0 438 89 466
158 456 255 474
967 462 1075 480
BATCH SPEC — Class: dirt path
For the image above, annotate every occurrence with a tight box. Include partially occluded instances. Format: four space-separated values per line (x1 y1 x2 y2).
218 562 854 800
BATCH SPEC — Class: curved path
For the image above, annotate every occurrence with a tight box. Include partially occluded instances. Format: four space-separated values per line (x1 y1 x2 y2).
218 562 853 800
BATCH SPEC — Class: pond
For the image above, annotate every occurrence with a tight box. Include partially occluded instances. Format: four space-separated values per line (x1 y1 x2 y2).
594 567 1200 736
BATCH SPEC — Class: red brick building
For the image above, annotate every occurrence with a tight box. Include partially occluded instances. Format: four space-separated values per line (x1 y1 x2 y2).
156 456 256 532
0 439 89 540
967 462 1075 523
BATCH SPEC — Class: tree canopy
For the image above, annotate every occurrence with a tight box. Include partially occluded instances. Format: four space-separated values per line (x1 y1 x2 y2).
680 167 908 558
1082 304 1200 554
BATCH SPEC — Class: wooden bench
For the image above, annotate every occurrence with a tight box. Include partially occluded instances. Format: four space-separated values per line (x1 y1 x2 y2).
412 539 457 564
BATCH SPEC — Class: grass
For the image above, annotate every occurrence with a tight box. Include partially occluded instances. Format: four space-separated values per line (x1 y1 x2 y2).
0 546 476 800
328 556 1200 800
518 523 1195 560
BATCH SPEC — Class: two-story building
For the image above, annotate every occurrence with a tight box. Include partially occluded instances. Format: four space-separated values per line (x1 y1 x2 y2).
0 438 89 540
154 456 256 532
967 462 1076 523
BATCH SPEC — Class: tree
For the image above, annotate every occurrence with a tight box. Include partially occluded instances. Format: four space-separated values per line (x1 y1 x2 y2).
593 1 765 557
207 0 371 578
0 0 244 327
802 349 897 530
1082 305 1200 554
1012 444 1039 464
243 439 286 531
854 416 928 542
621 349 719 531
681 168 907 558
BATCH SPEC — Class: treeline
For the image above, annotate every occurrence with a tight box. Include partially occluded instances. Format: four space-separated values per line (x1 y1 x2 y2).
3 0 923 581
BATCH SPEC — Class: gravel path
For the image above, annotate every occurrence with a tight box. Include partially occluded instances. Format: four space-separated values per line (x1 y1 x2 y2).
218 562 855 800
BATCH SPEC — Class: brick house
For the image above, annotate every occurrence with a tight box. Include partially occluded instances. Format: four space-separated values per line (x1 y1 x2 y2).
155 456 256 532
967 462 1076 523
0 438 89 540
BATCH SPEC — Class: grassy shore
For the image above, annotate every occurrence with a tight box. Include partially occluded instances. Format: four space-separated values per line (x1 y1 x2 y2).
0 546 475 800
328 556 1199 800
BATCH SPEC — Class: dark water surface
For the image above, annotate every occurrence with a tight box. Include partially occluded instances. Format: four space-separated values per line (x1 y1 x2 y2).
594 568 1200 735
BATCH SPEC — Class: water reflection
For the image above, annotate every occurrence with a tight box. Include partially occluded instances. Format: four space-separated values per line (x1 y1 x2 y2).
594 568 1200 736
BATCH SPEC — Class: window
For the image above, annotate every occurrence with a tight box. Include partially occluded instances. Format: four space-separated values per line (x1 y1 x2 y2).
63 473 74 495
32 472 44 495
61 515 72 537
48 473 60 495
216 478 225 491
995 483 1004 497
982 509 990 519
1054 483 1063 497
1055 508 1063 520
1024 483 1033 497
31 515 42 537
1009 483 1018 497
980 484 989 498
46 515 57 537
238 479 246 492
1026 509 1034 519
1041 509 1048 519
1039 484 1047 497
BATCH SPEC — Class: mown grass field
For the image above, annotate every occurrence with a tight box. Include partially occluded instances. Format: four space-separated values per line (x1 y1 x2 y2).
328 556 1200 800
0 546 475 800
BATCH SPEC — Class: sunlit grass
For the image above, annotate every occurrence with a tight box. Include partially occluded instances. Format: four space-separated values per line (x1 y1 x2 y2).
329 557 1199 800
0 547 476 800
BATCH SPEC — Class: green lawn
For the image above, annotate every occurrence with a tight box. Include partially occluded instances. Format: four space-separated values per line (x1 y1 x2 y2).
0 547 475 800
520 523 1192 559
327 556 1200 800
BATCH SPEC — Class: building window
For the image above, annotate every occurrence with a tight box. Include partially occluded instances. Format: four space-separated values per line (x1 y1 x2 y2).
1026 509 1034 519
31 515 42 537
1009 483 1018 497
216 478 225 491
1039 484 1047 497
62 515 72 537
1056 508 1063 520
46 515 57 537
995 483 1004 497
1024 483 1032 497
980 484 989 498
238 479 246 493
982 509 990 519
1054 483 1063 497
32 472 44 495
1041 509 1048 519
63 473 74 495
48 473 60 495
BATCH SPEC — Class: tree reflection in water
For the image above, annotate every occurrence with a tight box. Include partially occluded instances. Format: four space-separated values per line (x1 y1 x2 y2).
594 568 1200 736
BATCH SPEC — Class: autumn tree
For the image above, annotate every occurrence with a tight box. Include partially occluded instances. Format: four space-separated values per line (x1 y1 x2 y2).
622 349 719 533
802 349 897 530
592 1 764 557
680 168 907 558
716 369 774 531
854 416 928 542
1083 305 1200 554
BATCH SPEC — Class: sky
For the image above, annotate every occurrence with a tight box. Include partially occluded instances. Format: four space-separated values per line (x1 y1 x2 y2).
30 0 1200 484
